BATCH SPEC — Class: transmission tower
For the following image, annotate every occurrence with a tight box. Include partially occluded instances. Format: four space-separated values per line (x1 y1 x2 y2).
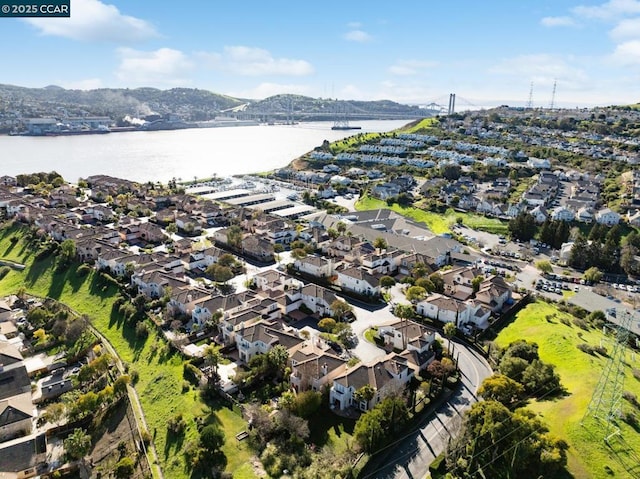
526 82 534 109
582 309 634 442
549 80 557 110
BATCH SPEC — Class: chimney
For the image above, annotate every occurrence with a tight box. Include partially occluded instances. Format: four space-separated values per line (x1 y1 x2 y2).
321 362 328 376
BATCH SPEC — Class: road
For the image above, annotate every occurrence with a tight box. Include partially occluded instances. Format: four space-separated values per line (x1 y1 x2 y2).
359 339 493 479
343 285 493 479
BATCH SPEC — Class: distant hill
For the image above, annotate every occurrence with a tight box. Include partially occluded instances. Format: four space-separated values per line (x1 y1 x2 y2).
0 84 430 123
243 94 427 120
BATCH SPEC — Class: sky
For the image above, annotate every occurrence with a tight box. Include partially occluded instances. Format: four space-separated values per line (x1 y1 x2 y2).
3 0 640 108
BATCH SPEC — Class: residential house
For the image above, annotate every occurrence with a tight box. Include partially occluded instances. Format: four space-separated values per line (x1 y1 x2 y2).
235 320 304 364
293 255 333 279
300 283 339 316
530 205 548 224
336 267 380 297
551 206 575 222
417 294 471 326
576 207 594 224
595 208 621 226
290 341 347 392
474 275 512 313
131 269 189 299
329 353 413 412
0 393 34 442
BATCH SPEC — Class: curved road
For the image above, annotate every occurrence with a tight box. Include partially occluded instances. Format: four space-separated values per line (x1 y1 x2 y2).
345 290 493 479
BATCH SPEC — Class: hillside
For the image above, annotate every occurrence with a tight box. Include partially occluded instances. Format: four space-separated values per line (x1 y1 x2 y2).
0 85 430 128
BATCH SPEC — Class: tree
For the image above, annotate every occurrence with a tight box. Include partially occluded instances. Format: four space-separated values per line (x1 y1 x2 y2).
165 222 177 234
354 384 376 407
331 299 353 320
113 375 131 397
64 428 92 461
292 390 323 418
115 457 135 478
203 345 222 378
217 253 236 268
443 322 457 355
406 285 427 302
471 275 484 293
213 265 234 283
535 260 553 275
200 424 224 453
336 222 347 234
428 273 444 293
318 317 337 332
583 266 603 283
226 225 243 250
373 237 388 251
266 345 289 378
354 396 409 453
379 275 395 289
478 374 524 406
446 401 568 478
44 402 67 426
58 239 76 265
508 212 536 241
521 360 561 396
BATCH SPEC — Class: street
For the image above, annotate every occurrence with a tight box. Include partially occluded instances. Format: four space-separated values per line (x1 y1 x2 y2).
359 339 492 479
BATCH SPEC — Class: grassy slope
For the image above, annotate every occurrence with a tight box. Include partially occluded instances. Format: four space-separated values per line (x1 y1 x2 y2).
0 224 255 479
495 301 640 479
355 195 508 235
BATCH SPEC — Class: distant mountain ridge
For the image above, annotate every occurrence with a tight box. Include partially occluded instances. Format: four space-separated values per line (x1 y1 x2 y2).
0 84 428 123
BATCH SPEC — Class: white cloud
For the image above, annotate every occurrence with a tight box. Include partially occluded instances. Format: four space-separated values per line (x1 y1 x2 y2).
339 84 366 99
61 78 103 90
344 30 372 42
388 59 438 76
541 16 577 27
612 40 640 64
228 83 312 99
347 21 362 29
24 0 157 42
116 48 193 86
610 17 640 38
490 54 589 86
572 0 640 20
198 46 313 76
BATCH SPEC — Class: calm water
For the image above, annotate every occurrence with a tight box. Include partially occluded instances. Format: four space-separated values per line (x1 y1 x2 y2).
0 120 413 182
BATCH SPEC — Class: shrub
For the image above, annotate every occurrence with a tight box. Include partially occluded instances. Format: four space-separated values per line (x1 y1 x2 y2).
623 391 639 408
633 369 640 381
0 266 10 280
76 263 91 277
167 413 186 435
593 345 608 356
182 380 190 393
183 362 202 386
572 318 589 330
135 321 149 339
577 343 595 355
115 456 135 478
621 411 638 427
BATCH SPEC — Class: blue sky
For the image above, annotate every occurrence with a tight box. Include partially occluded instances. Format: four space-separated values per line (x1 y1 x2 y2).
3 0 640 107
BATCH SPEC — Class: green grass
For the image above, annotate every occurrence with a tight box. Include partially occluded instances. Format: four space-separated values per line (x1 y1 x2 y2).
397 117 439 134
354 195 508 235
0 223 255 479
330 132 386 154
495 301 640 479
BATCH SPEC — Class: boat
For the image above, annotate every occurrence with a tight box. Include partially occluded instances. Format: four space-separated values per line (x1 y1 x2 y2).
331 125 362 130
195 117 260 128
44 125 111 136
141 118 190 131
